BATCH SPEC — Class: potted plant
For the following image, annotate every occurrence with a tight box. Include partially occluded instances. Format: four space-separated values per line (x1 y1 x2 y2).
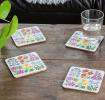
0 0 18 48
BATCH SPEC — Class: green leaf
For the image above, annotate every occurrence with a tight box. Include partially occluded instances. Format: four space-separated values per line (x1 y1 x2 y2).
0 1 11 20
0 24 10 48
7 15 18 39
0 15 18 49
0 36 7 49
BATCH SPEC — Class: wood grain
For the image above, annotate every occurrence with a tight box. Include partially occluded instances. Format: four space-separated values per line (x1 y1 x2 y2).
0 24 105 100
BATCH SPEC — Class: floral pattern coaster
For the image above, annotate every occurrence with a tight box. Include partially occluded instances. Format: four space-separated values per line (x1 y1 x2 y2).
12 26 46 47
62 66 105 93
65 31 104 52
5 52 47 78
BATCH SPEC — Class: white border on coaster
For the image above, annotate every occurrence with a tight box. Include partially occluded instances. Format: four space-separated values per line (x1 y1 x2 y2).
65 31 104 52
62 66 105 93
12 26 46 47
5 52 47 78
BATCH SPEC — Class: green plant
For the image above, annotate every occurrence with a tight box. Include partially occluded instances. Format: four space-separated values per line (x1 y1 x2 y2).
0 0 18 48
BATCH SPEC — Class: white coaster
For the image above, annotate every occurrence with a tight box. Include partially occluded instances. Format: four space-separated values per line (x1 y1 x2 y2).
65 31 104 52
62 66 105 93
12 26 46 47
5 52 47 78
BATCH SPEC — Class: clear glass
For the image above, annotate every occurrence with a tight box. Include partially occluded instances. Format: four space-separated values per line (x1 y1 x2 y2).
81 9 104 36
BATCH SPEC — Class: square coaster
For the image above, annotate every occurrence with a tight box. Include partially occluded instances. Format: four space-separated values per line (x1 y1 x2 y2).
62 66 105 93
65 31 104 52
12 26 46 47
5 52 47 78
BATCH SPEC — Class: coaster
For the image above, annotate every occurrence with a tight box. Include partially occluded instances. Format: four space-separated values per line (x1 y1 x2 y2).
62 66 105 93
65 31 104 52
12 26 46 47
5 52 47 78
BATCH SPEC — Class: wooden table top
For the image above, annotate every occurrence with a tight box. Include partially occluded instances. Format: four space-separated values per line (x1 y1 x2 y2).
0 24 105 100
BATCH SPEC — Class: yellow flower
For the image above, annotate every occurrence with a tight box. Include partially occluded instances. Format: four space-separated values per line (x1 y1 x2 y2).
23 64 32 69
81 79 88 85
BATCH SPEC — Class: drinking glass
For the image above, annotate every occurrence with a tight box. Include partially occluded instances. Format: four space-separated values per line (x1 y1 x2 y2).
81 9 104 36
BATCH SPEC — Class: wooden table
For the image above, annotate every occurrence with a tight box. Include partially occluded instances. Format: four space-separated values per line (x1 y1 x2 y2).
0 24 105 100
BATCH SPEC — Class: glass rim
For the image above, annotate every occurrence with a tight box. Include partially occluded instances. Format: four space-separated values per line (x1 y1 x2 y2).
81 9 104 20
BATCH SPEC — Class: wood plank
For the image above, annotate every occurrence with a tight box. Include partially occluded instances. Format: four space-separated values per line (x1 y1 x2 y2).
0 43 104 60
0 24 105 100
0 60 105 100
0 24 105 60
